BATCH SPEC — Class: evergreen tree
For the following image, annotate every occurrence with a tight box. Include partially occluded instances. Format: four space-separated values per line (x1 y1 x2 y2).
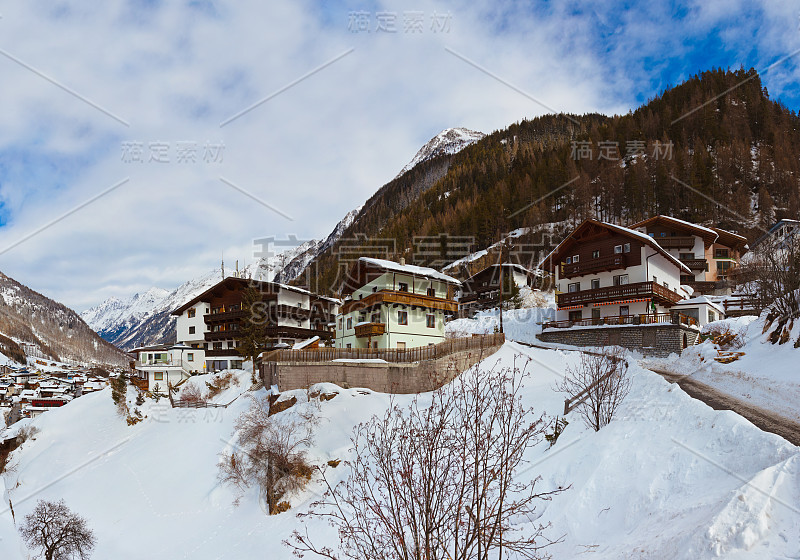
237 286 273 384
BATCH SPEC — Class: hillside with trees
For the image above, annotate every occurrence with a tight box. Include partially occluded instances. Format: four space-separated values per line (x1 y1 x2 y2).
297 68 800 294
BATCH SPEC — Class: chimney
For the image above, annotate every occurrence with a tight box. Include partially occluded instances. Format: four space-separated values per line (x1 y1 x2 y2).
399 257 406 266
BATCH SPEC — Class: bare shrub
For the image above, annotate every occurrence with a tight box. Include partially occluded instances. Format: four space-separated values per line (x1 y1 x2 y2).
206 371 237 399
556 350 630 432
19 499 96 560
180 383 207 404
219 394 316 514
289 358 564 559
702 324 747 349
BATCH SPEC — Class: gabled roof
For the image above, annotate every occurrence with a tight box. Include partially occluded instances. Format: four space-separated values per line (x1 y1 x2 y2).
539 219 691 274
630 215 718 247
709 227 748 252
171 277 337 316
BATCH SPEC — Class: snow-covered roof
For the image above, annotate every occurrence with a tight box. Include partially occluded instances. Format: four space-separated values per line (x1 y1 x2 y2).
292 336 320 350
673 296 724 314
634 215 718 237
359 257 461 285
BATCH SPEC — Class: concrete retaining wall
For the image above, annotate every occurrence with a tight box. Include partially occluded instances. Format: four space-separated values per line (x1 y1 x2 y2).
537 324 699 357
265 343 504 394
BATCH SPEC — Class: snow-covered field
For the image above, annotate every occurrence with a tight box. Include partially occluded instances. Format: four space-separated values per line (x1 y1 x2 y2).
1 342 798 559
645 315 800 423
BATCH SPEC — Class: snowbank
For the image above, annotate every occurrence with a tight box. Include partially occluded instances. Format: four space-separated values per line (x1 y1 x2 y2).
0 343 798 559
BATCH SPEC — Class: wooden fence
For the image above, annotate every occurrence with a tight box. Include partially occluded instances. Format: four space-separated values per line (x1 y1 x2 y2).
262 333 505 364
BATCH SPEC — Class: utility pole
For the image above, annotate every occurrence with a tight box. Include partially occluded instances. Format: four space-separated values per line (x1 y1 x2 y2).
498 241 505 334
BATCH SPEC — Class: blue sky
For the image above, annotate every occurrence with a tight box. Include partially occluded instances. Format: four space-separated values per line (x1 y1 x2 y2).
0 0 798 311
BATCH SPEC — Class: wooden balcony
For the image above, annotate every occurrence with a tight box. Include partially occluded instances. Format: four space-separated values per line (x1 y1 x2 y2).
681 258 708 271
561 254 626 279
342 290 458 314
204 309 247 324
556 281 683 308
656 236 695 249
355 322 386 338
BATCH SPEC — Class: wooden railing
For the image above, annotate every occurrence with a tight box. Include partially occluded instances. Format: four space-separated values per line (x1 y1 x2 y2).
543 312 697 329
556 281 683 307
561 254 626 279
342 290 458 314
680 258 708 271
656 236 695 249
262 333 505 364
723 297 761 313
354 322 386 338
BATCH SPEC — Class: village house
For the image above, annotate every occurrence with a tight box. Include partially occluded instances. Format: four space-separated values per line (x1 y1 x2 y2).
457 263 536 318
169 277 339 373
630 215 748 295
129 344 196 393
539 219 692 325
335 257 461 350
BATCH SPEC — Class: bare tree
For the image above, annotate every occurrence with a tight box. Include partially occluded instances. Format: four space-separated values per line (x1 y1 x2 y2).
219 394 316 514
289 358 564 559
19 499 96 560
734 233 800 321
556 350 630 432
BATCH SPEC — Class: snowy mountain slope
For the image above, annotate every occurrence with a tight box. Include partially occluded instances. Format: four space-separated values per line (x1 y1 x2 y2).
0 271 127 366
396 127 485 179
1 343 798 559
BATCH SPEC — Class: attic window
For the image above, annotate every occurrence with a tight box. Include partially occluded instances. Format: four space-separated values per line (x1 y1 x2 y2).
188 309 196 318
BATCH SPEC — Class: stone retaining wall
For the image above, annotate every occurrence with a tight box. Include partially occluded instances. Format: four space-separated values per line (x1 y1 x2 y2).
537 324 699 357
265 343 504 394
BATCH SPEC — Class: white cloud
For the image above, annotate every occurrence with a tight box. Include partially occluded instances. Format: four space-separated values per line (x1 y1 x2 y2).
0 0 796 311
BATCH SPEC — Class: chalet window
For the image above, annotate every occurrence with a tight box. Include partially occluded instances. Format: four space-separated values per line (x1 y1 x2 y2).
717 260 732 275
652 276 658 283
228 341 236 349
427 287 436 296
371 312 381 323
568 310 582 322
565 257 572 264
372 286 378 292
397 342 406 350
592 250 600 258
188 309 196 318
715 248 730 259
205 307 210 313
426 314 435 328
346 343 352 349
681 275 694 284
188 326 195 334
346 317 353 330
214 342 222 350
620 306 630 316
187 353 194 362
613 274 629 286
591 279 600 290
398 282 409 292
338 318 343 330
398 311 408 325
154 372 164 381
572 255 579 263
679 253 695 260
568 282 580 293
663 282 669 289
623 243 631 253
230 360 243 369
614 245 623 254
372 342 378 348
